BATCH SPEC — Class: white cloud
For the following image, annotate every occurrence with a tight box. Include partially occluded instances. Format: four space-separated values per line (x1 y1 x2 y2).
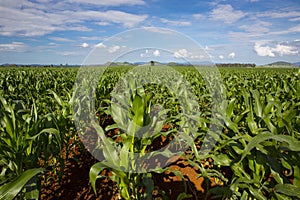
109 45 121 53
160 18 191 26
58 51 79 56
193 14 204 20
80 42 89 48
173 49 205 59
290 17 300 22
262 24 300 36
97 21 110 26
174 49 189 58
49 37 74 42
228 52 236 58
239 21 271 33
204 46 213 51
142 27 175 34
257 11 300 19
254 42 275 57
140 49 150 58
254 41 298 57
57 50 88 57
209 4 246 24
153 50 160 57
66 0 145 6
273 44 298 56
94 43 106 48
0 42 28 52
140 49 160 58
219 55 224 59
0 2 148 36
79 10 148 28
80 36 106 41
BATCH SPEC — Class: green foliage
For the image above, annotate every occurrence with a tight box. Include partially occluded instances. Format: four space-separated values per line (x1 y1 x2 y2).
0 68 77 199
0 66 299 199
89 74 174 199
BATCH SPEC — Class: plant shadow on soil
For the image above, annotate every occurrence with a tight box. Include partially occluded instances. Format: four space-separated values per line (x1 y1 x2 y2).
40 115 213 199
40 139 213 200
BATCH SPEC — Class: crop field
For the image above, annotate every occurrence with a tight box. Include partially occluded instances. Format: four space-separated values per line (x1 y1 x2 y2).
0 66 299 200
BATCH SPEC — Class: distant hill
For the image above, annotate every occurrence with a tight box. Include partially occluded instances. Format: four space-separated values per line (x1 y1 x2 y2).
266 61 296 67
293 62 300 67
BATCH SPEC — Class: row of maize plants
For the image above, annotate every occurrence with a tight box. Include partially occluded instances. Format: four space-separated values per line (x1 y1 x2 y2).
0 68 78 199
0 66 299 199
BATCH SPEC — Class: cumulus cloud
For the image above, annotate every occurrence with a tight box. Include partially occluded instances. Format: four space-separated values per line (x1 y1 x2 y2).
228 52 236 58
94 43 106 48
108 45 121 53
173 49 204 59
254 43 275 57
97 21 110 26
140 49 161 58
66 0 145 6
0 1 148 36
174 49 189 58
153 50 160 57
49 37 74 42
239 21 271 33
219 55 224 59
78 10 148 28
140 49 149 58
254 41 299 57
160 18 191 26
290 17 300 22
142 27 175 34
58 51 79 56
209 4 246 24
257 11 300 19
0 42 28 52
80 42 89 48
273 44 299 56
193 14 204 20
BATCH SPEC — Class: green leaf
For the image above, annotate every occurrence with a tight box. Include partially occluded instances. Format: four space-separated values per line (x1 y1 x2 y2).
133 94 144 126
252 90 263 118
0 168 44 200
274 184 300 197
226 98 236 118
111 102 126 128
3 112 15 140
212 154 232 166
239 132 300 163
89 162 110 194
248 186 266 200
223 115 239 133
293 166 300 188
176 192 193 200
92 122 119 167
48 89 62 106
143 175 154 200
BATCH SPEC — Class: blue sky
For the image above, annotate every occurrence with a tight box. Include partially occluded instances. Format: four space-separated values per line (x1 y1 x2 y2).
0 0 299 65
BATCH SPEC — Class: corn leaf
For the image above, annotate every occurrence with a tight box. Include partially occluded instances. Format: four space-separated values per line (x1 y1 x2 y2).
0 168 44 200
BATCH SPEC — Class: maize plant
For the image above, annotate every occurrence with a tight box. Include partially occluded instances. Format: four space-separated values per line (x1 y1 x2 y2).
88 66 198 199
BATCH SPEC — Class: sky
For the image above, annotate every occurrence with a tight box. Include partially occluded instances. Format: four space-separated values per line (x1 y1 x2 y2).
0 0 299 65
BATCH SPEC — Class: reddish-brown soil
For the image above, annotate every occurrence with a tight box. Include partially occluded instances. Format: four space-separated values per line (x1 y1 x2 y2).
39 140 215 199
39 120 218 199
40 142 119 200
